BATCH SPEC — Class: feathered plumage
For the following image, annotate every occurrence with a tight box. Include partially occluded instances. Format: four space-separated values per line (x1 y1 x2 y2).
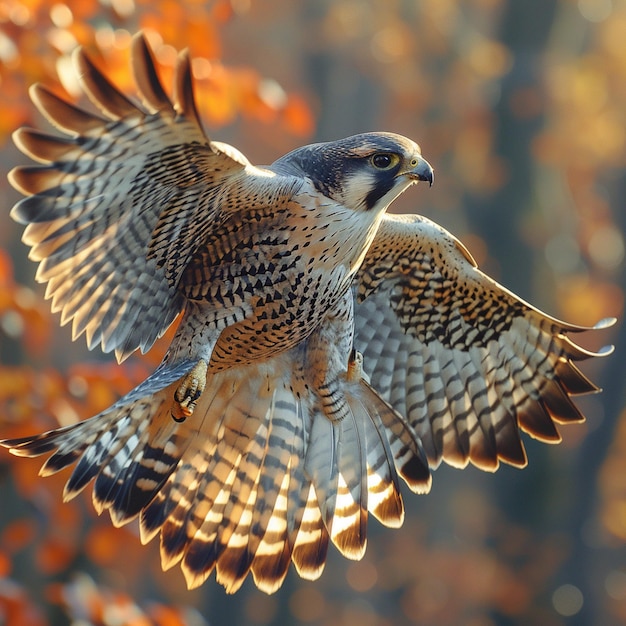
1 33 613 594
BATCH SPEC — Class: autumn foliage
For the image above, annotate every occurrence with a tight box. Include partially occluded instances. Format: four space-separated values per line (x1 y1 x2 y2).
0 1 625 625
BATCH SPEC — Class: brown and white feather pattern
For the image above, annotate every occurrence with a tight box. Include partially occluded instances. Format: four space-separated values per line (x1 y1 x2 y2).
1 34 613 595
354 213 613 471
9 35 297 361
6 297 429 594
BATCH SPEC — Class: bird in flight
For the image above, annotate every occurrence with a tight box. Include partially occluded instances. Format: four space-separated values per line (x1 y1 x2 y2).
1 33 614 594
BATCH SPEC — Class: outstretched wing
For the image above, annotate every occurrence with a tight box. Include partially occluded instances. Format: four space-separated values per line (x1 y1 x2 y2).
10 33 250 361
354 213 614 471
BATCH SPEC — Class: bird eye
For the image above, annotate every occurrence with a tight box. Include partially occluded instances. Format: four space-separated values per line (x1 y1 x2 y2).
371 153 399 170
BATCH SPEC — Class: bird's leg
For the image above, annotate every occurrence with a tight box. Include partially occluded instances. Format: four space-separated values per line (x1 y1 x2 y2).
346 349 370 384
172 359 208 423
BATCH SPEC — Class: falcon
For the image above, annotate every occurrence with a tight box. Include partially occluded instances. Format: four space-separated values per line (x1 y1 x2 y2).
1 34 614 594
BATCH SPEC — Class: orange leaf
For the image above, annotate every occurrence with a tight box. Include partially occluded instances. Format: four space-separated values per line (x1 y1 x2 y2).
85 525 126 567
148 604 188 626
36 536 76 575
282 95 315 138
0 249 14 288
0 550 11 577
1 519 37 553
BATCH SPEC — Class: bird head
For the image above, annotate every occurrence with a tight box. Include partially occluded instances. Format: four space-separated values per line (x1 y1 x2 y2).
271 132 433 212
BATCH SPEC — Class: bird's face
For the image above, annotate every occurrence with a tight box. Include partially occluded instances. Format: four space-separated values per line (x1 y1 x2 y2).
272 132 433 212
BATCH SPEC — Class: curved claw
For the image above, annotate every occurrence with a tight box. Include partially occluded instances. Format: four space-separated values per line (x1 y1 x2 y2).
172 359 208 422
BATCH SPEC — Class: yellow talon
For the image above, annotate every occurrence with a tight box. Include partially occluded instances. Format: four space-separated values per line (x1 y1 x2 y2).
173 359 208 421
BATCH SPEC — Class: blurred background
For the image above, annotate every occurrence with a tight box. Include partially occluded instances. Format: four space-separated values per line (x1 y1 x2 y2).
0 1 624 624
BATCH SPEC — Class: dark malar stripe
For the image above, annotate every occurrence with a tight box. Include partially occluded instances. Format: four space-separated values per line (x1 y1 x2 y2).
364 175 396 211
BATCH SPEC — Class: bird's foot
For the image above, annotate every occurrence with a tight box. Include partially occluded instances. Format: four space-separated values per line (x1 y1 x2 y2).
346 349 370 383
172 359 208 422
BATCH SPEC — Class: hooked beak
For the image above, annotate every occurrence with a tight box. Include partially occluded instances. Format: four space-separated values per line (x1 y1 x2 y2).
407 155 434 187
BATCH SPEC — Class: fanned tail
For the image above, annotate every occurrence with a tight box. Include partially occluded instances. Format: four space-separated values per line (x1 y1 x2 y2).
139 362 430 594
0 355 430 594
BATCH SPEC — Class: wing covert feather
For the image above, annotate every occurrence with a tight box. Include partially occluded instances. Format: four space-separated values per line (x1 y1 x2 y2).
354 213 614 471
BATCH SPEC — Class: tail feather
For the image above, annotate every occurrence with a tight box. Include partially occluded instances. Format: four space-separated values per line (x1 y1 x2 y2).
211 465 266 592
347 392 403 527
152 375 240 551
360 381 431 493
304 410 339 531
139 482 174 545
178 400 274 584
331 404 368 559
182 378 309 591
157 372 279 577
0 355 431 593
255 429 317 590
213 390 307 593
106 437 180 525
244 467 296 594
290 483 330 582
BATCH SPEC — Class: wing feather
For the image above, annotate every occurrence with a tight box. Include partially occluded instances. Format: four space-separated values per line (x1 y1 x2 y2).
27 83 107 133
354 213 614 471
131 34 176 115
174 49 203 127
9 33 251 361
73 46 141 119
